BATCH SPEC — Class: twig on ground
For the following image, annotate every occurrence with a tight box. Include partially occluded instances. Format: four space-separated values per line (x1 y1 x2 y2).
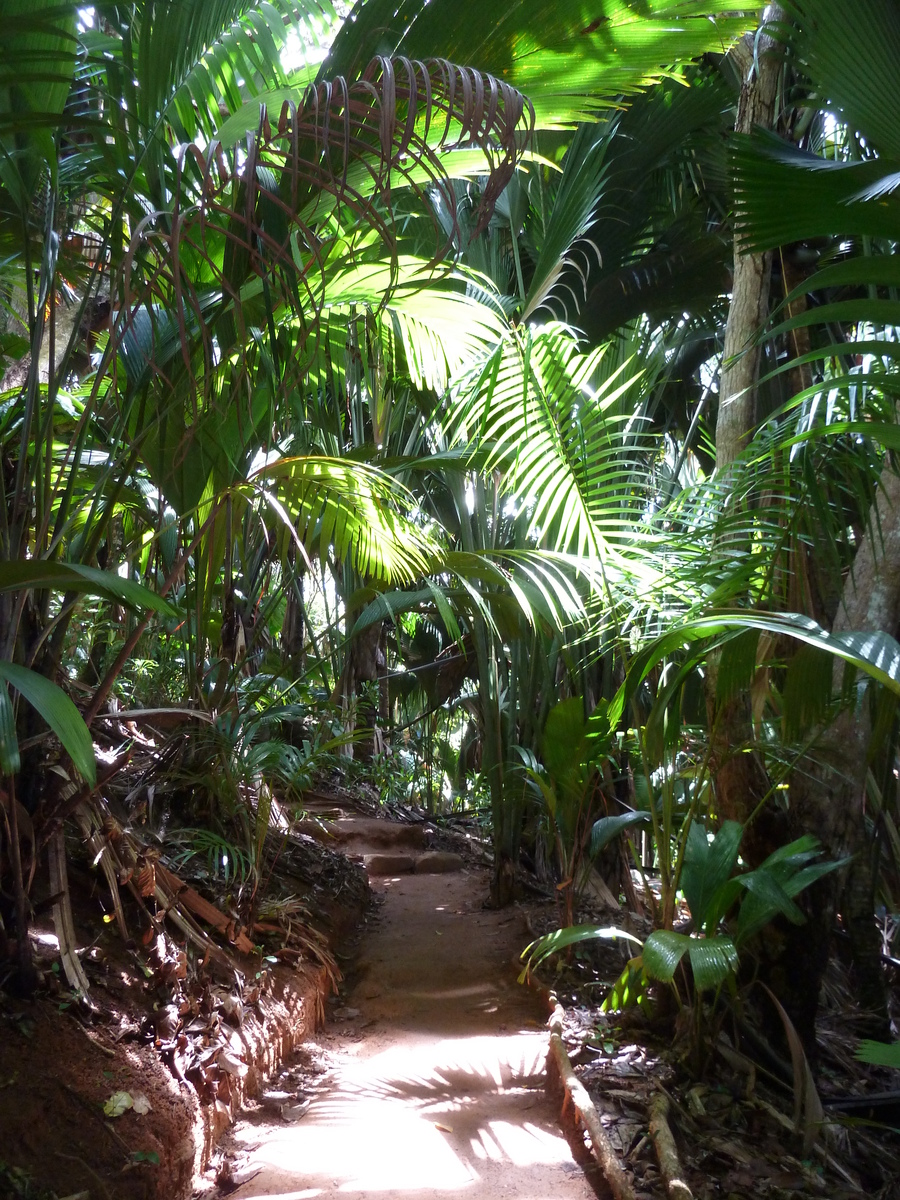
648 1090 693 1200
55 1151 113 1200
546 1003 636 1200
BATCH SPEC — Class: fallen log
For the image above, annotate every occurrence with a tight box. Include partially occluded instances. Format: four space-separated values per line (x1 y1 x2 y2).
546 1003 636 1200
648 1091 693 1200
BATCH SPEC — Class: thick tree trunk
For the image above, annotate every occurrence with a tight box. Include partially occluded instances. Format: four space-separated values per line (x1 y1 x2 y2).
797 467 900 1032
757 466 900 1055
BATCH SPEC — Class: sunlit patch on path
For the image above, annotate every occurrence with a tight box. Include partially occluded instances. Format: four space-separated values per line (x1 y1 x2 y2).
225 855 598 1200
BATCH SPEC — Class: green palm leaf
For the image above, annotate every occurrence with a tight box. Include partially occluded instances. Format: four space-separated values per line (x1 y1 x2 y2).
0 662 95 786
0 685 20 775
642 929 691 982
733 132 900 251
0 561 175 615
322 0 754 129
788 0 900 160
445 323 648 561
687 935 739 991
249 455 435 583
520 922 643 979
681 820 742 931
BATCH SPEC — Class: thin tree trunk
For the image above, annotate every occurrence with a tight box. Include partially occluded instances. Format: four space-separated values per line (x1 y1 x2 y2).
707 8 786 849
716 7 784 469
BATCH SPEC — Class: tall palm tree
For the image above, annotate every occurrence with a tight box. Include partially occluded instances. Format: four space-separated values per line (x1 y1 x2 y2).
709 0 900 1041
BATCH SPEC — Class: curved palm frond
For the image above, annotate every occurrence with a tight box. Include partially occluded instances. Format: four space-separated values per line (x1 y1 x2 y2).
248 454 437 583
531 74 733 335
322 0 754 129
116 56 532 390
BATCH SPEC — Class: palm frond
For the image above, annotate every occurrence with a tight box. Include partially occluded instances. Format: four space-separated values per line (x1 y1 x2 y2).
788 0 900 160
322 0 754 129
249 454 437 582
733 132 900 251
444 322 652 560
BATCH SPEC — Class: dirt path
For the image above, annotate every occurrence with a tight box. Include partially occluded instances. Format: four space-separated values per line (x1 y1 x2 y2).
217 812 600 1200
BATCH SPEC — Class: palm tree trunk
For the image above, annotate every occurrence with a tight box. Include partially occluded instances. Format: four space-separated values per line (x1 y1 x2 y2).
716 6 784 468
707 8 786 849
797 466 900 1034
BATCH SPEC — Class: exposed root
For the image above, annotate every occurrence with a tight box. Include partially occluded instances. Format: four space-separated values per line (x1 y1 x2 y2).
546 1003 636 1200
648 1091 693 1200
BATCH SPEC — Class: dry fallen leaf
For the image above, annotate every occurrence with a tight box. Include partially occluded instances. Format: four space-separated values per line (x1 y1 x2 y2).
218 1048 249 1077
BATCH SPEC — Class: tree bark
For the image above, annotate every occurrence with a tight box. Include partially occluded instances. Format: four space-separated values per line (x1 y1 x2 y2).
706 8 786 848
336 618 384 761
755 464 900 1056
795 466 900 1033
716 8 784 469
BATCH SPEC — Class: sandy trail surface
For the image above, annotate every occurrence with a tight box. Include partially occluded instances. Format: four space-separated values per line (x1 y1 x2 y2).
222 818 599 1200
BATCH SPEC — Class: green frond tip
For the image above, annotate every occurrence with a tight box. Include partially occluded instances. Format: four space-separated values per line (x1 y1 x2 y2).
856 1039 900 1069
519 923 643 981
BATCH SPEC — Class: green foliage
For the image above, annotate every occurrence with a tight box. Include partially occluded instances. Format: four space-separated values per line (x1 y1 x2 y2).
322 0 753 128
589 811 651 857
520 696 619 922
0 663 95 786
2 0 898 1058
520 923 643 981
167 828 250 884
637 827 845 1000
525 819 846 1011
856 1039 900 1068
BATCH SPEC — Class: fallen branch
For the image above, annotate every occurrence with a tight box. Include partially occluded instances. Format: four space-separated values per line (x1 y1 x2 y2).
48 826 92 1002
155 863 255 954
547 1004 636 1200
648 1091 693 1200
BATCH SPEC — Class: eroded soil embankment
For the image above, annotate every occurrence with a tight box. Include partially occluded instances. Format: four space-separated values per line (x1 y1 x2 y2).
0 820 368 1200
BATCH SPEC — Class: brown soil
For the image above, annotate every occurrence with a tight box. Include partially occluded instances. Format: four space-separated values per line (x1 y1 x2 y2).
204 808 601 1200
0 817 369 1200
